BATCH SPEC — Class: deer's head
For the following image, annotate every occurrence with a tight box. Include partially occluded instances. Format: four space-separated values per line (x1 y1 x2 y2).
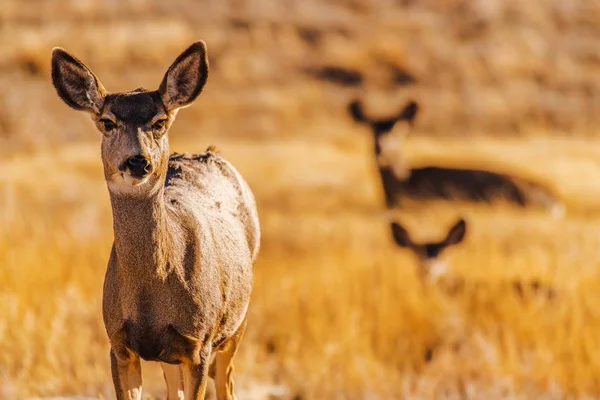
348 100 418 179
391 218 466 284
51 42 209 196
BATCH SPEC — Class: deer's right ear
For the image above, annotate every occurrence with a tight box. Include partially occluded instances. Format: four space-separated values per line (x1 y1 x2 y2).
443 218 467 246
391 222 412 247
348 100 369 124
51 48 106 114
397 101 419 125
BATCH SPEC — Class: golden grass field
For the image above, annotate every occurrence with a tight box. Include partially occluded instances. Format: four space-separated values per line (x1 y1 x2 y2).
2 1 600 399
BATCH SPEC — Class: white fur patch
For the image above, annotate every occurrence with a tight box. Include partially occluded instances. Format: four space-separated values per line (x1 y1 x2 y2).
376 131 410 179
424 259 449 283
129 387 142 400
551 203 566 220
377 132 400 167
107 172 151 196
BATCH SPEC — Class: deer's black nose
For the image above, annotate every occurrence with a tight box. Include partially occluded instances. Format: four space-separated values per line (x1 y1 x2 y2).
124 155 151 177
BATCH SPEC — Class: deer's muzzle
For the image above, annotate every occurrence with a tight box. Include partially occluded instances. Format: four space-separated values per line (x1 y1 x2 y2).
122 155 152 178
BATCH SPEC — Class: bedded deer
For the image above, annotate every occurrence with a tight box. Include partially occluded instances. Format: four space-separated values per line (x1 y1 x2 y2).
390 219 556 301
349 100 563 216
51 41 260 400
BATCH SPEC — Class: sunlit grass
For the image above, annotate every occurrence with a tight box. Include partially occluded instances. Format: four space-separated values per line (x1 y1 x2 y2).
1 135 600 398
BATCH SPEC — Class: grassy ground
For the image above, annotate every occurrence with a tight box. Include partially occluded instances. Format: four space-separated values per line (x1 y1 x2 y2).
2 0 600 399
3 134 600 399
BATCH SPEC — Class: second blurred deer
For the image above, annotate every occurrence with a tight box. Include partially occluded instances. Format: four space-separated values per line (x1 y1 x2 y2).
349 99 563 217
390 219 556 301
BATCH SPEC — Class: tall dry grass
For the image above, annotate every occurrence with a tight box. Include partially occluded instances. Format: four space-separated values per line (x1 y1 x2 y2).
2 0 600 399
3 135 600 399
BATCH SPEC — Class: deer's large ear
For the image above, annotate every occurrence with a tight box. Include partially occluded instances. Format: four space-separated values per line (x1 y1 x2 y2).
397 101 419 125
159 41 209 112
51 48 106 114
391 222 413 248
348 99 370 124
442 219 466 246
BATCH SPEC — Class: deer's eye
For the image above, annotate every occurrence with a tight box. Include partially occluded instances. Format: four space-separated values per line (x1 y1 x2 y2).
100 119 116 131
151 119 166 131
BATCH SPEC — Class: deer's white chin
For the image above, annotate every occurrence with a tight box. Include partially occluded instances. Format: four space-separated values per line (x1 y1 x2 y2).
107 172 150 193
425 259 448 283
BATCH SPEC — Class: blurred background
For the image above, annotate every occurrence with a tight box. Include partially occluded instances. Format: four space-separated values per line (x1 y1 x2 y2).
1 0 600 399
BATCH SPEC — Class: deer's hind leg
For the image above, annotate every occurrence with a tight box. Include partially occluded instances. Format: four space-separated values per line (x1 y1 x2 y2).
161 362 184 400
214 317 247 400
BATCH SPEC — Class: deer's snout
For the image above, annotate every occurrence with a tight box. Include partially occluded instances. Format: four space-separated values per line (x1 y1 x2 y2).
122 155 152 177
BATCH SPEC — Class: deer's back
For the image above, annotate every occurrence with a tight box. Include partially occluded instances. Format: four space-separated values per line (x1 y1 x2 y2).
165 150 260 262
398 167 528 204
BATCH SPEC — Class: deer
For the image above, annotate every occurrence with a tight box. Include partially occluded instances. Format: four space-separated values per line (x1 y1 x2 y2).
390 218 555 365
348 99 564 217
51 41 260 400
389 218 556 301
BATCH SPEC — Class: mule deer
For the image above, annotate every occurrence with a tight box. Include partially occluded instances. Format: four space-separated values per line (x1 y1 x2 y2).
51 41 260 400
390 219 556 300
391 218 467 284
349 99 563 216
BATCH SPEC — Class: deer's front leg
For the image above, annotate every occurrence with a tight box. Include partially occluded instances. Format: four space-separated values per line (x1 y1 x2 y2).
110 347 142 400
161 362 184 400
183 346 211 400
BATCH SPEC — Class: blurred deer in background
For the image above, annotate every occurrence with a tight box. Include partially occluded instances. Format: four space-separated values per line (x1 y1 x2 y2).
349 99 563 217
391 218 467 284
51 41 260 400
390 219 556 301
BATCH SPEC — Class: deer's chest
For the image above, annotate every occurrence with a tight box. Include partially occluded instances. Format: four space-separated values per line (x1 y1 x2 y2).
120 276 220 330
105 280 220 363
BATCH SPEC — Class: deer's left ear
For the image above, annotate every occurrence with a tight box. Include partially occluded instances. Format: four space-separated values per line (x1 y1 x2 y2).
348 99 370 124
443 219 466 246
159 41 209 112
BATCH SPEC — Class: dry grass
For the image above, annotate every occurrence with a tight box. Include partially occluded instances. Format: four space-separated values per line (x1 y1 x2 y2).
2 0 600 399
3 134 600 399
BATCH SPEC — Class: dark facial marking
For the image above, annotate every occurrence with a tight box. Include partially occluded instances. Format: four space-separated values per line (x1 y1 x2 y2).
424 243 444 258
106 91 163 125
372 120 397 136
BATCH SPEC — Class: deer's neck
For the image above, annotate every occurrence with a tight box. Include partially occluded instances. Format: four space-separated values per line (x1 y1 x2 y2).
374 133 410 208
375 133 410 180
109 185 173 277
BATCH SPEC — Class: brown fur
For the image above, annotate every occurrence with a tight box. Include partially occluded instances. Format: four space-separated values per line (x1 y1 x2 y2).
349 99 563 215
51 41 260 400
